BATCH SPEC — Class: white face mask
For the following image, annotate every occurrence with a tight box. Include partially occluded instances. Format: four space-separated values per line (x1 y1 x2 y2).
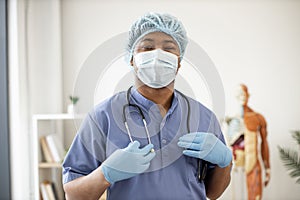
134 49 179 88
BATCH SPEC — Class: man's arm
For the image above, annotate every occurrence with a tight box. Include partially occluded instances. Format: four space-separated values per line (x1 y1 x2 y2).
205 163 232 200
64 167 109 200
63 141 156 200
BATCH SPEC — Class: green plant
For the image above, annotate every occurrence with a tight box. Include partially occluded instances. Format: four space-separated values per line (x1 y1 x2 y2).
278 130 300 184
69 96 79 105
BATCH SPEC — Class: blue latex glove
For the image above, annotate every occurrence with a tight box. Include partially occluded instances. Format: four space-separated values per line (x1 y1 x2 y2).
178 132 232 168
100 141 156 184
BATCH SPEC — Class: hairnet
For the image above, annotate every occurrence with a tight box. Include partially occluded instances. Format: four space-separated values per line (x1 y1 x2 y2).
126 12 188 65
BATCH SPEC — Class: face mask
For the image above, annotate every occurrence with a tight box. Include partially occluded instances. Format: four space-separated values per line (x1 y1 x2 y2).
134 49 179 88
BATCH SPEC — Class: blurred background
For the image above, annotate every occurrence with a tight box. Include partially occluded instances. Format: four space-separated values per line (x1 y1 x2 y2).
1 0 300 199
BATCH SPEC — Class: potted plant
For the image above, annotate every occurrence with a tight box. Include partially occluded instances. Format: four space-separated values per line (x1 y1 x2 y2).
278 130 300 184
68 95 79 114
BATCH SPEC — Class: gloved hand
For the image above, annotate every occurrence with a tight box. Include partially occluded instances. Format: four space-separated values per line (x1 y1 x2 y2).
178 132 232 168
100 141 156 184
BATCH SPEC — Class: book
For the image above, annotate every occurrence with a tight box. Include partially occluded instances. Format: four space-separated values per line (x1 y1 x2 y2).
40 137 54 162
45 134 65 163
40 181 56 200
50 182 58 200
40 181 49 200
45 181 55 200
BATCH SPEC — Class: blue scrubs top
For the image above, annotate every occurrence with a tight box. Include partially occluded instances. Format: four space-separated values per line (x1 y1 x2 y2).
62 87 226 200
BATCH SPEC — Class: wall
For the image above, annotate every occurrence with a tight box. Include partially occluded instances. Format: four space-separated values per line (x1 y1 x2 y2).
61 0 300 199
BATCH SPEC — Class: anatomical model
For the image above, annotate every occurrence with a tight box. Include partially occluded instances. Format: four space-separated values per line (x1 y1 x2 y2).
226 84 270 200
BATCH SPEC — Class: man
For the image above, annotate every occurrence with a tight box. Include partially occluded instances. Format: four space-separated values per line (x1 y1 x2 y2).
62 12 232 200
227 84 270 200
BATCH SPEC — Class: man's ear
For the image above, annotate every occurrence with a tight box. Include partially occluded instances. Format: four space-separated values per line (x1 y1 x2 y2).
130 57 134 66
130 57 138 71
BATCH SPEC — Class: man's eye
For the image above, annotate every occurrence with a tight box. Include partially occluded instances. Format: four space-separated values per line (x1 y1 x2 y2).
163 47 177 54
141 46 154 51
163 47 176 51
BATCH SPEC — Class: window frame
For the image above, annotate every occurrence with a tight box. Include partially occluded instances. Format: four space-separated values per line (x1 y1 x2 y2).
0 0 11 199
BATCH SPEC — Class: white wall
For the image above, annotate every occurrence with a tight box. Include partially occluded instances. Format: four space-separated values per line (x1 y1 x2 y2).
61 0 300 199
27 0 63 115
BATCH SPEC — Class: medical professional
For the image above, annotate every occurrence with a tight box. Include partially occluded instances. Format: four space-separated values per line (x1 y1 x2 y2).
63 12 232 200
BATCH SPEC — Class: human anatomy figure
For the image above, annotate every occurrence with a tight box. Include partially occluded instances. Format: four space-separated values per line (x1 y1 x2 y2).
226 84 270 200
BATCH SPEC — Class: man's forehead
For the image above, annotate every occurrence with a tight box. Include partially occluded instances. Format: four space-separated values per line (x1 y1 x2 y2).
140 38 176 44
139 32 177 44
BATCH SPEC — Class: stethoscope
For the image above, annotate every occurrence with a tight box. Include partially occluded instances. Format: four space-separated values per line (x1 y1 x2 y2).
122 86 154 152
122 86 208 181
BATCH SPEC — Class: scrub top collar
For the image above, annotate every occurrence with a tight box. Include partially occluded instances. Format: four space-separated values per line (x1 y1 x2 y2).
130 86 179 117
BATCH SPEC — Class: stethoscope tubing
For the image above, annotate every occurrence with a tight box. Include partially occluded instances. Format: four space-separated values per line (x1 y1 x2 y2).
123 86 207 181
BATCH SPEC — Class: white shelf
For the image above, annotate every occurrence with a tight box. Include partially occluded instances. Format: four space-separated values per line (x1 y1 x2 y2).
32 113 85 200
33 113 86 120
39 162 62 168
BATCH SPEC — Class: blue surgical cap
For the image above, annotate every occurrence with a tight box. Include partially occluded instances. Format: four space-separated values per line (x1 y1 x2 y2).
126 12 188 65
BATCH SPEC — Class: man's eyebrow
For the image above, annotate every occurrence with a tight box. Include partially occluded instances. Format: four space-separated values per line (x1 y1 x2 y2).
163 40 176 44
140 38 154 42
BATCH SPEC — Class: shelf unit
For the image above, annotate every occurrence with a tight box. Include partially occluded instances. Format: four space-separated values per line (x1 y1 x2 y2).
32 113 85 200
